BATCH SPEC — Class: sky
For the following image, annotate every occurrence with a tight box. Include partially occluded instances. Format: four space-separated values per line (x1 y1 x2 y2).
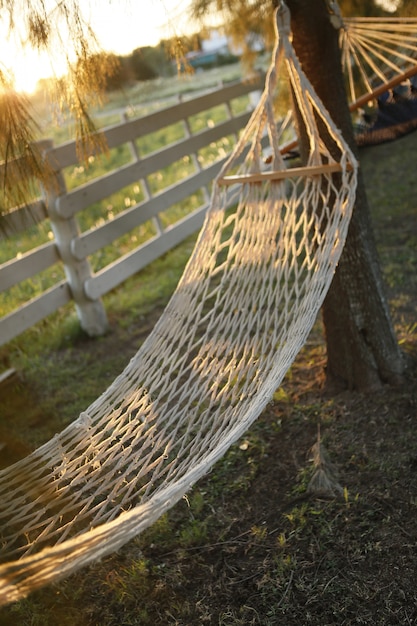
2 0 194 93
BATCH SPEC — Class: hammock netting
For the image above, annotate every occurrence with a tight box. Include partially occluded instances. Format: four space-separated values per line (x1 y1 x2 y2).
8 0 417 605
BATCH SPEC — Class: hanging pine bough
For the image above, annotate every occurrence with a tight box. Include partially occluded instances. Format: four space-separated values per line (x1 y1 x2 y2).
336 6 417 146
0 3 357 605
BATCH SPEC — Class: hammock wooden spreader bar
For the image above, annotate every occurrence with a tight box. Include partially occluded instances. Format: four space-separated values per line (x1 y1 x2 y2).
349 64 417 112
218 162 351 186
0 2 358 605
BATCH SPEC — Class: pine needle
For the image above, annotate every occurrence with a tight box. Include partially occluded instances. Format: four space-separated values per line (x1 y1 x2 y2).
0 83 54 220
307 427 343 497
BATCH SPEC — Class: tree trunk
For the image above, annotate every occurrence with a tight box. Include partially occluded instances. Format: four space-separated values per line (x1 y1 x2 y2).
285 0 406 391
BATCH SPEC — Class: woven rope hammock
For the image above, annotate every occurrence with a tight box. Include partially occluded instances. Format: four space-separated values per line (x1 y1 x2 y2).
340 12 417 110
0 4 358 605
336 8 417 146
280 4 417 156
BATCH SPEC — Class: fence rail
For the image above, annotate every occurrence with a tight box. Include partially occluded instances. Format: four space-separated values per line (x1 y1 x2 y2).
0 74 264 347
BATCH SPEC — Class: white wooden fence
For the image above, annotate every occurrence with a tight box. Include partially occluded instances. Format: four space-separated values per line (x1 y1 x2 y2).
0 75 264 347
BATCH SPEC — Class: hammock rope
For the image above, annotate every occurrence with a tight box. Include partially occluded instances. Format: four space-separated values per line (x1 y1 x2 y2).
0 3 358 605
335 7 417 145
338 10 417 109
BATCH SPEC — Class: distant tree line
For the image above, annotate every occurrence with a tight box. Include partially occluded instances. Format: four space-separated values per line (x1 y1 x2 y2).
102 44 174 90
91 31 240 92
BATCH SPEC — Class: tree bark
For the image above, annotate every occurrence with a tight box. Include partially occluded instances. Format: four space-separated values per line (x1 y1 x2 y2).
284 0 406 391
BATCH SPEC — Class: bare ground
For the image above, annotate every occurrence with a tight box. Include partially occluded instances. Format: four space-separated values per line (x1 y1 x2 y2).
1 302 415 626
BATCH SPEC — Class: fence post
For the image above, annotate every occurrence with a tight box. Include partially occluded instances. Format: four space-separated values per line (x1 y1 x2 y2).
42 140 108 337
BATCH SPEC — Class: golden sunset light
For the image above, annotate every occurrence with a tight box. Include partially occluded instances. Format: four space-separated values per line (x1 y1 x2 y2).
2 0 193 93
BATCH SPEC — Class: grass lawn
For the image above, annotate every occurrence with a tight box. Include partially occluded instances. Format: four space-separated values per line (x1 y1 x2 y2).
0 125 416 623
